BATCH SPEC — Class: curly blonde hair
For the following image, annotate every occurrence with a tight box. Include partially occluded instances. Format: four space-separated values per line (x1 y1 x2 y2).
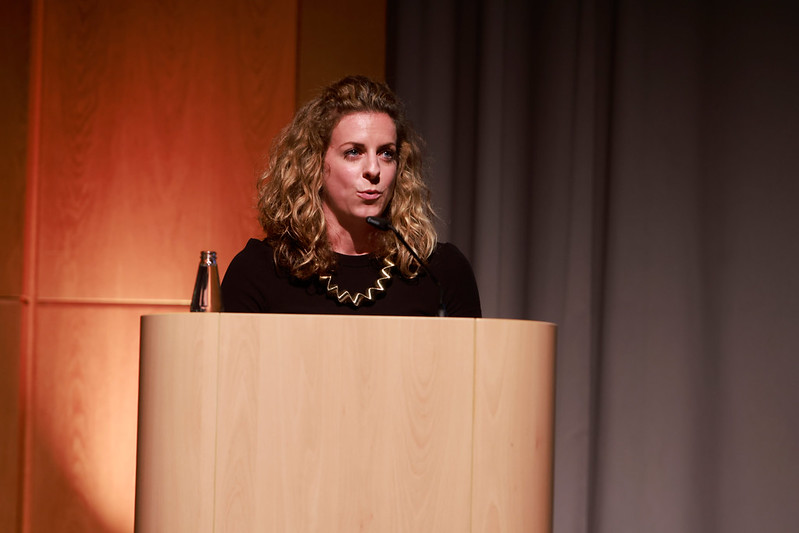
257 75 437 279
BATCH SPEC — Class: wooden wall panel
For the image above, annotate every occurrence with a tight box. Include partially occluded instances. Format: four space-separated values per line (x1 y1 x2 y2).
0 302 23 532
28 303 185 533
296 0 386 105
0 0 30 297
24 1 299 532
1 0 31 530
35 0 297 300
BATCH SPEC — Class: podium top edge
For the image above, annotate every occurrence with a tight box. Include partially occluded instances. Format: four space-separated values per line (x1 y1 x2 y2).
140 312 556 328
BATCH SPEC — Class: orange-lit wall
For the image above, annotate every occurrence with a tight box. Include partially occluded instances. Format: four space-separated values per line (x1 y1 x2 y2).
1 1 31 531
1 0 385 531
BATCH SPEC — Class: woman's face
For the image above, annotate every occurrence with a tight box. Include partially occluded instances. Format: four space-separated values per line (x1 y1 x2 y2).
321 112 398 232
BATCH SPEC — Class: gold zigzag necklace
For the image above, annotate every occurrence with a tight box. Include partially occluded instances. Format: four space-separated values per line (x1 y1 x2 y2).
319 257 394 307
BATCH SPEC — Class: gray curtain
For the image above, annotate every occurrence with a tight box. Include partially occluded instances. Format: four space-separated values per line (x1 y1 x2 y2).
388 1 799 532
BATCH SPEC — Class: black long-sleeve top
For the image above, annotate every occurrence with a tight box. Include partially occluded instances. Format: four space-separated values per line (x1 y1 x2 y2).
221 238 482 317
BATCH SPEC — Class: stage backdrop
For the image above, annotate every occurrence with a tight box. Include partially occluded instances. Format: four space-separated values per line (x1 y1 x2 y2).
1 1 385 532
388 1 799 533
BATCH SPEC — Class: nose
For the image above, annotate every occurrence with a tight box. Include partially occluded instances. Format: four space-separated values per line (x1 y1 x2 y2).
363 153 380 182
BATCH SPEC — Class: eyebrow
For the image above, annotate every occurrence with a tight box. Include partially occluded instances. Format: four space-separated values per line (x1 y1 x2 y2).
337 141 397 150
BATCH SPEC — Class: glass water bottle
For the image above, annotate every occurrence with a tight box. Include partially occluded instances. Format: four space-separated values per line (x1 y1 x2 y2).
190 251 223 312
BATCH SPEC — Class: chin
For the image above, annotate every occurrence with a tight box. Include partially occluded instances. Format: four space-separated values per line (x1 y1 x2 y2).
356 207 388 220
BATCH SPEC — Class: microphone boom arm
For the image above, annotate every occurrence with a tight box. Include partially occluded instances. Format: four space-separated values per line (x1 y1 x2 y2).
366 216 447 317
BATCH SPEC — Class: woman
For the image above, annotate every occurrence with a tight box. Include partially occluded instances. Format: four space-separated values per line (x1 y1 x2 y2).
222 76 481 317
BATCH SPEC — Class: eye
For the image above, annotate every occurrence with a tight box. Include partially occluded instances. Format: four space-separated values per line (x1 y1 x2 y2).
379 148 396 162
344 148 361 158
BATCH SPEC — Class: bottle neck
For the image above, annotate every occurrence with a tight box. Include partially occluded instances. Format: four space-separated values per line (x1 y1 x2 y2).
200 251 217 266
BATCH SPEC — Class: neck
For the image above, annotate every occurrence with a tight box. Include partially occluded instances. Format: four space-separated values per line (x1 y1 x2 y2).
326 217 377 256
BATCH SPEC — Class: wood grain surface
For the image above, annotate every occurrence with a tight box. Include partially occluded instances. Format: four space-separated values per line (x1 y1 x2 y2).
29 304 185 533
35 0 296 301
0 0 29 299
137 314 556 532
136 312 220 533
214 315 475 532
0 0 31 528
0 302 22 532
296 0 387 105
472 319 556 533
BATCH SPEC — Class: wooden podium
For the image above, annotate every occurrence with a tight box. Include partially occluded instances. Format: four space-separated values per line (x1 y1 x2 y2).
135 314 556 532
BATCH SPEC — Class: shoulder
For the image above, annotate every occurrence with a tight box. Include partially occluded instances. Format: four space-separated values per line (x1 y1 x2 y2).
429 242 472 270
225 238 277 280
221 238 275 312
237 238 273 259
429 242 482 318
